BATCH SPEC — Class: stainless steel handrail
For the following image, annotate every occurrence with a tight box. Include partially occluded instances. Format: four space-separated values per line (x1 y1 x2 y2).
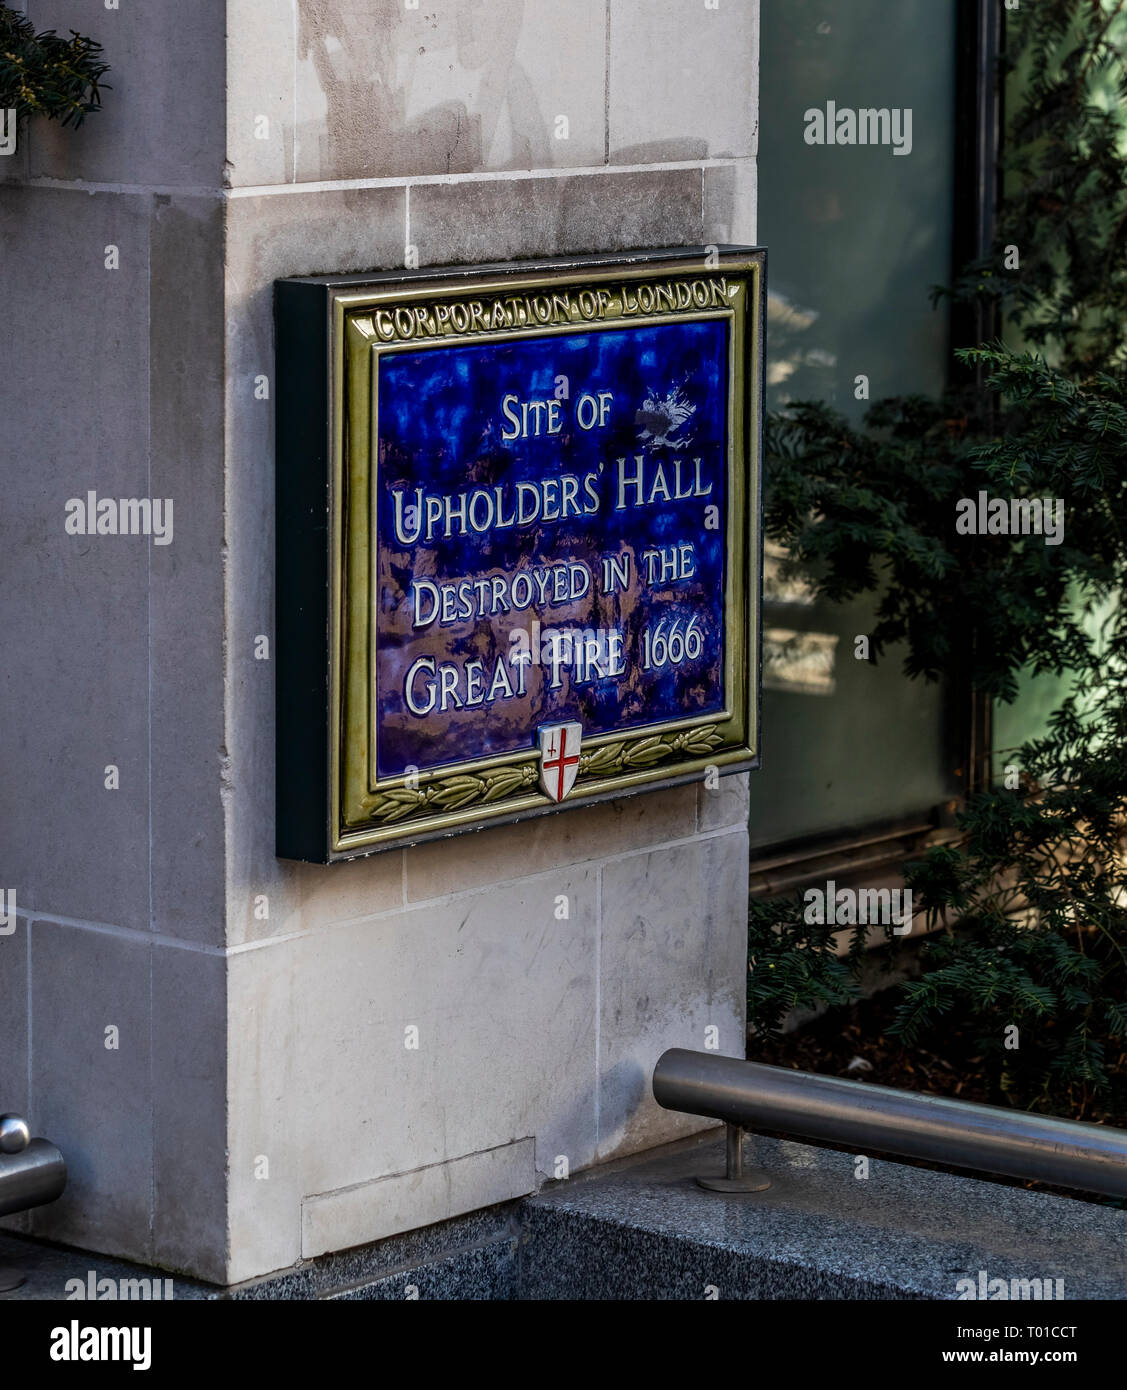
653 1049 1127 1197
0 1114 66 1217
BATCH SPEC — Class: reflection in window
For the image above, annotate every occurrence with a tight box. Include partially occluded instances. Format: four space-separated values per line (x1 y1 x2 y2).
763 628 840 698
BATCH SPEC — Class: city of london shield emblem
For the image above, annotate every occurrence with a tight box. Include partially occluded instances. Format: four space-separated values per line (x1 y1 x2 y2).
537 722 582 803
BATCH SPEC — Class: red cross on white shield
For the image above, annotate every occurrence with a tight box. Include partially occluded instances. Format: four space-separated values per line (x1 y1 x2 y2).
537 721 583 803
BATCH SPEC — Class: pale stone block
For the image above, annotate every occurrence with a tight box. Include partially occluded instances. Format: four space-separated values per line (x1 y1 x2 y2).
29 0 226 186
609 0 759 163
704 158 759 245
598 828 748 1159
149 195 227 946
226 870 597 1275
27 923 153 1263
294 0 606 181
295 853 405 929
152 945 227 1281
226 0 294 186
223 185 405 947
405 785 698 903
295 870 598 1194
302 1138 535 1260
411 168 704 267
0 188 151 932
698 769 751 831
226 941 304 1282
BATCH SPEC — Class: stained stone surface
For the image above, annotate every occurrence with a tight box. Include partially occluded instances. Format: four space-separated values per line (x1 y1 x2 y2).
409 169 705 267
292 0 608 182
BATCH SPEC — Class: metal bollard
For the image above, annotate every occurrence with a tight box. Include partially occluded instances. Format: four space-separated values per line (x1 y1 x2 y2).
0 1114 66 1217
694 1121 771 1194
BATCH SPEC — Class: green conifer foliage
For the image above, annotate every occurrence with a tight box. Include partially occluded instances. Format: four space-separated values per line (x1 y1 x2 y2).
0 3 109 133
751 0 1127 1114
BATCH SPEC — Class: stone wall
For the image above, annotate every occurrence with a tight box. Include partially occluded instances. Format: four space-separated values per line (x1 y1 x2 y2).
0 0 229 1280
0 0 758 1284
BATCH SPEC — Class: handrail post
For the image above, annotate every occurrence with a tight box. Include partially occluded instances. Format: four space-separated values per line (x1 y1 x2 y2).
695 1120 771 1194
727 1121 742 1179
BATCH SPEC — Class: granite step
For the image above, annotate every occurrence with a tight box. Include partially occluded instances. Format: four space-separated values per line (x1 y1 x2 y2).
519 1130 1127 1300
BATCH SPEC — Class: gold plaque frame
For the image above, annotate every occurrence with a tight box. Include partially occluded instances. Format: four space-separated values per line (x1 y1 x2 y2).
276 247 765 861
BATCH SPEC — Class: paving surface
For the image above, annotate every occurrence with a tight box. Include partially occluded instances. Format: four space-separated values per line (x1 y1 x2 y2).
0 1234 217 1302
